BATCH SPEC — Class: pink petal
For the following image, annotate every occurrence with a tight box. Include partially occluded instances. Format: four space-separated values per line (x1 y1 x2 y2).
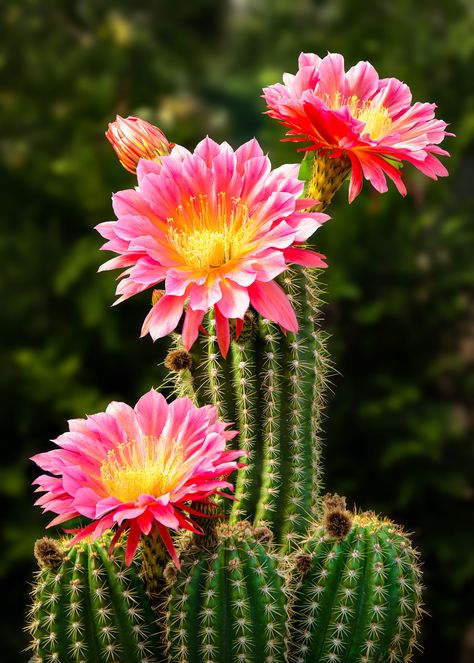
344 60 379 100
194 137 223 167
165 267 206 296
136 157 163 182
114 506 147 524
284 247 328 268
214 306 231 358
216 280 250 319
134 389 169 438
155 522 180 569
374 77 412 119
140 294 185 340
235 318 244 339
95 496 122 518
98 255 136 273
248 280 298 332
137 509 154 535
298 52 322 69
125 521 142 566
72 487 101 518
149 502 180 529
182 307 205 350
105 401 140 441
348 154 363 203
250 250 287 282
188 277 222 311
316 52 346 100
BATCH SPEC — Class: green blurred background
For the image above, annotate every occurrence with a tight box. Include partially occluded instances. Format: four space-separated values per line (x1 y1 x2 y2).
1 0 473 660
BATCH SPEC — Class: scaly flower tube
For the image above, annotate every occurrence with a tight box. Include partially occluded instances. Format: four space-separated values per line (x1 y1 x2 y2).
264 52 452 202
96 136 329 356
31 389 243 566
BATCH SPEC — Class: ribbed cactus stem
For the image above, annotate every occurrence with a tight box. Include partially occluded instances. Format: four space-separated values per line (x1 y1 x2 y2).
254 317 282 527
165 523 288 662
27 535 160 662
288 505 424 663
165 268 330 544
306 150 351 211
267 268 330 547
228 332 261 523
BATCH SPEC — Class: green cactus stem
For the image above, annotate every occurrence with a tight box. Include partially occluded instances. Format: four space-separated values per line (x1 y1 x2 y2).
165 521 288 663
288 499 424 663
165 267 330 547
27 534 161 663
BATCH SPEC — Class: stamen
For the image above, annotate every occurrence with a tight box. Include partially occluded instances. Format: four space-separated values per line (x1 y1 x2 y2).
100 435 186 502
323 92 392 140
167 192 256 271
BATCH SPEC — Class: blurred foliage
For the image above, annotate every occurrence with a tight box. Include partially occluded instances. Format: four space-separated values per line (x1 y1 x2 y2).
1 0 473 660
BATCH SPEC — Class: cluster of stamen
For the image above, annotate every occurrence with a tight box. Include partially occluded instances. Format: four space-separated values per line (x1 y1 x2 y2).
324 92 392 140
167 192 256 271
100 435 186 502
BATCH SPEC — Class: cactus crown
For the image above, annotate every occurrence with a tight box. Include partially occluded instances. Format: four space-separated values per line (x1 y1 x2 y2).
165 522 288 663
288 511 424 663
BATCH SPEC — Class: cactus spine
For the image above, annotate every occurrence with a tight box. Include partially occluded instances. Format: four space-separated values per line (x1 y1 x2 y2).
288 501 423 663
166 267 330 546
165 522 288 662
27 535 160 663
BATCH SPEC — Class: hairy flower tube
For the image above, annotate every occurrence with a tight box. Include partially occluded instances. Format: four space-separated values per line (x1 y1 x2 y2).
31 389 243 566
106 115 171 173
96 136 329 356
264 52 452 202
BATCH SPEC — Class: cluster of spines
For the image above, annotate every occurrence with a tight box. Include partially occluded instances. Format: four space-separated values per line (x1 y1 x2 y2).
165 523 288 662
288 512 424 663
27 536 159 663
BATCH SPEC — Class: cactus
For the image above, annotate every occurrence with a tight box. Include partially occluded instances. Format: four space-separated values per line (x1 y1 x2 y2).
26 535 161 663
164 522 288 662
25 73 443 660
287 496 424 663
166 266 330 547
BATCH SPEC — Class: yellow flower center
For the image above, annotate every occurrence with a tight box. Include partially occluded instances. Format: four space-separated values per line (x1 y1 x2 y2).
326 92 392 140
167 192 256 271
100 435 185 503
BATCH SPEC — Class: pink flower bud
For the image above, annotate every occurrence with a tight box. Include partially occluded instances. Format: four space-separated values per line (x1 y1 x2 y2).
106 115 171 173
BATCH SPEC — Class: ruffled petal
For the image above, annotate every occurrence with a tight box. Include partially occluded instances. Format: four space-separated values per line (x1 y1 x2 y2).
140 294 185 340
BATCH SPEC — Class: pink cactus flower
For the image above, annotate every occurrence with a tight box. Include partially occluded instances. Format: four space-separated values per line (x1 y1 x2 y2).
96 136 329 356
106 115 171 173
263 52 452 202
32 389 244 567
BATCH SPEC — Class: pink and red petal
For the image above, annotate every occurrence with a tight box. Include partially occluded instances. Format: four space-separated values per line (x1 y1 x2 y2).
248 280 298 333
141 294 185 340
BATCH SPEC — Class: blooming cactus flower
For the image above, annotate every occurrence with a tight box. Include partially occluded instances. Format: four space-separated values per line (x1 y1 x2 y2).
106 115 171 173
32 389 243 566
263 52 452 202
96 136 329 356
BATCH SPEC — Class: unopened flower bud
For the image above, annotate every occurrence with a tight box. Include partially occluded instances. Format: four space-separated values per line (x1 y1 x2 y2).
106 115 171 173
